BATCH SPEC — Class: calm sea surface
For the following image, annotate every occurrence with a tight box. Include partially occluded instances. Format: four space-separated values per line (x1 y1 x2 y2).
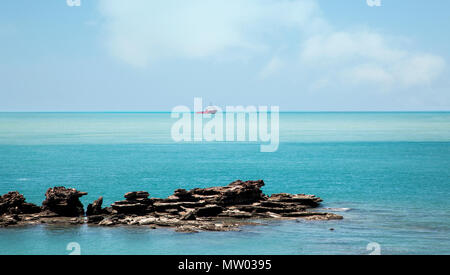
0 112 449 255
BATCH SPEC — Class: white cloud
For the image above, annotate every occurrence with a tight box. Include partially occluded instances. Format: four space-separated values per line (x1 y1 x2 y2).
99 0 321 67
301 30 446 90
395 54 446 87
98 0 445 91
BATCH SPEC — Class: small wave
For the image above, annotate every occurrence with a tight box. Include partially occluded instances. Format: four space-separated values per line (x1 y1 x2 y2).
17 178 30 182
324 208 352 212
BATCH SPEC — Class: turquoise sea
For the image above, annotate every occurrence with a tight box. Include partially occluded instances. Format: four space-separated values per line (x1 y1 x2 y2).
0 112 449 255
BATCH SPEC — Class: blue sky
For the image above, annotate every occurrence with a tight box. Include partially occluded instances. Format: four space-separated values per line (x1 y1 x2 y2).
0 0 449 111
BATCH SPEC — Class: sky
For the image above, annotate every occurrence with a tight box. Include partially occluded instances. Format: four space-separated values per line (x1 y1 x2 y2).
0 0 449 111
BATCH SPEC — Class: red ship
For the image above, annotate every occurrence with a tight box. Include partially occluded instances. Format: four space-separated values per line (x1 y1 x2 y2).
197 106 218 114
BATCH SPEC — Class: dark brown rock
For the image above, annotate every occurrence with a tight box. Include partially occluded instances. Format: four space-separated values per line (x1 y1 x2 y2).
268 193 322 207
173 189 198 201
195 205 224 217
218 180 266 206
189 180 266 206
111 201 148 214
124 191 150 200
86 197 104 216
87 215 105 224
0 192 41 215
41 187 87 217
111 191 153 215
153 202 183 212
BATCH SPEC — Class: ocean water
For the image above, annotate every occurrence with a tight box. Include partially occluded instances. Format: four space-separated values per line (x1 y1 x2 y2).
0 112 449 255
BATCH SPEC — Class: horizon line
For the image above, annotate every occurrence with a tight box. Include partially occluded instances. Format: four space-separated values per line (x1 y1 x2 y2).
0 110 449 113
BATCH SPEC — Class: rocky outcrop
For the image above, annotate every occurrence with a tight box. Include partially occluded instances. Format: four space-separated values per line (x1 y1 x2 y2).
0 180 344 230
0 191 41 215
86 197 105 216
111 191 153 214
42 187 87 217
94 180 343 230
187 180 266 206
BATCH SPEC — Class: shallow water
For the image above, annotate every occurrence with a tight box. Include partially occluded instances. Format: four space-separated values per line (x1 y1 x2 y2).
0 113 449 255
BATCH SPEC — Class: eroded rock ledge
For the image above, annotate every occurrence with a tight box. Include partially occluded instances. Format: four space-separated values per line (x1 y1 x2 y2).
0 180 343 232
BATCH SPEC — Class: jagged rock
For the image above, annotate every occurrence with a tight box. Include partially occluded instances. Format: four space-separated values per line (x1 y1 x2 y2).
0 180 344 231
111 191 152 214
124 191 150 200
111 201 149 214
190 180 265 206
173 189 199 201
0 192 41 215
86 197 104 216
219 180 266 206
42 187 87 217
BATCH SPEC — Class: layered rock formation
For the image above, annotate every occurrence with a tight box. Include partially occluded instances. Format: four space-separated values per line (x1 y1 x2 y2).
0 180 343 231
111 191 152 214
0 191 41 227
0 191 41 215
42 187 87 217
